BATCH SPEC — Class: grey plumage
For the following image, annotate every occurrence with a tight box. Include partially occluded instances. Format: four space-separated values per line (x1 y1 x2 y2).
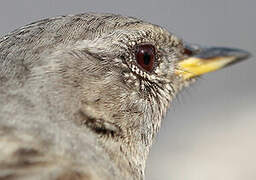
0 13 249 180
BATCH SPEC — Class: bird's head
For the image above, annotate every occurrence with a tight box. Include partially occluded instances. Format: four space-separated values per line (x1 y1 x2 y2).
27 13 249 176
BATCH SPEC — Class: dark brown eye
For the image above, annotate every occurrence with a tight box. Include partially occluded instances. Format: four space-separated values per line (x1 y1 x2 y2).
135 44 155 72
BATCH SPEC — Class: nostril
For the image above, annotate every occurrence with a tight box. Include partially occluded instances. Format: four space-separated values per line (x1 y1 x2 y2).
183 48 194 56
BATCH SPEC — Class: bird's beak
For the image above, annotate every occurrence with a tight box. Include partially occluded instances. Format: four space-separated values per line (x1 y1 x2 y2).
175 44 251 80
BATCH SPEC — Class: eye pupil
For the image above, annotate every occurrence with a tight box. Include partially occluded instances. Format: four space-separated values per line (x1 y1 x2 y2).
135 44 155 72
143 53 151 65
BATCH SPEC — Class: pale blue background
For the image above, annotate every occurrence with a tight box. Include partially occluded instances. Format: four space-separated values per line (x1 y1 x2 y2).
1 1 255 179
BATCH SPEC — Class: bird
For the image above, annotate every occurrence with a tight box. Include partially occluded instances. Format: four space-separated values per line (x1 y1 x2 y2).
0 12 250 180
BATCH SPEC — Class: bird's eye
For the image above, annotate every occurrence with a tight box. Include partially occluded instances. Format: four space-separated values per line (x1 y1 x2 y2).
135 44 155 72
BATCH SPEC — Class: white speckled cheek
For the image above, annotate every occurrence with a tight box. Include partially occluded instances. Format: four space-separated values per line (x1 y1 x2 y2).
155 62 172 76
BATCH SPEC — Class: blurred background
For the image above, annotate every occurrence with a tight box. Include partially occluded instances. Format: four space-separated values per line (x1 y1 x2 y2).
0 0 255 179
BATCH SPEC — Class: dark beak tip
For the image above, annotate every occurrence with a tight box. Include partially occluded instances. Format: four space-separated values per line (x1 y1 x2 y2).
236 49 252 60
222 47 251 59
195 46 251 61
